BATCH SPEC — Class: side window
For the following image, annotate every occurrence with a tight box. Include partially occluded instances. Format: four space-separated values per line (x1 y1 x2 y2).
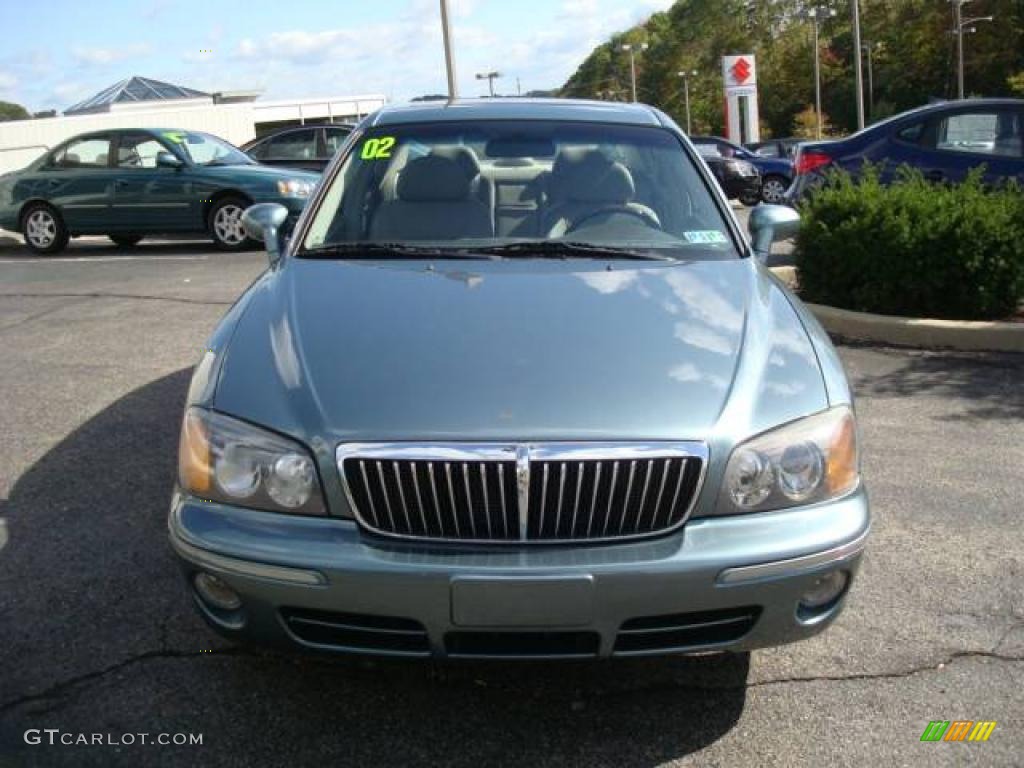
895 121 925 145
54 137 112 168
247 140 269 160
935 111 1021 157
755 145 780 158
116 134 168 168
324 127 352 155
263 129 318 161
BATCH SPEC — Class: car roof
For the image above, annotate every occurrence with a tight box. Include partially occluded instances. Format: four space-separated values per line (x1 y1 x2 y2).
368 98 664 127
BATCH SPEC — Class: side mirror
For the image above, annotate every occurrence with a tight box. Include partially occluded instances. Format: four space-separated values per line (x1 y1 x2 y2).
241 203 289 265
156 152 182 169
748 204 800 261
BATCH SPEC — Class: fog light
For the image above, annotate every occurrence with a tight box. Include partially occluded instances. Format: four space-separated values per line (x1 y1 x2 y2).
193 572 242 611
798 570 848 610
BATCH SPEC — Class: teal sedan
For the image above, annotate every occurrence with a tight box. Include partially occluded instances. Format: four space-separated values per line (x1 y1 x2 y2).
0 128 319 254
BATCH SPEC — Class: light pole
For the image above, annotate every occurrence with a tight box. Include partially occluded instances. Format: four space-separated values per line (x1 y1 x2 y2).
861 41 878 119
851 0 865 130
439 0 457 99
475 71 501 97
804 7 836 139
952 0 994 99
677 70 698 134
620 43 649 102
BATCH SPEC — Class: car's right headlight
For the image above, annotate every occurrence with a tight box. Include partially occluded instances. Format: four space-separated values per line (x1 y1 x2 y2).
717 406 859 514
178 407 326 516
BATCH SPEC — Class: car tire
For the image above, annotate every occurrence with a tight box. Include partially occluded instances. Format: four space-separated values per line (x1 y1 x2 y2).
760 175 789 205
21 203 70 255
208 196 257 251
108 234 144 247
739 191 761 207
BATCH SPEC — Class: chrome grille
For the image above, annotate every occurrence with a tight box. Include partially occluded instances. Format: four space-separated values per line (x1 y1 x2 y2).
338 443 707 544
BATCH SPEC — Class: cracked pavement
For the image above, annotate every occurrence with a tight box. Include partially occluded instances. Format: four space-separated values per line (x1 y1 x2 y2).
0 234 1021 767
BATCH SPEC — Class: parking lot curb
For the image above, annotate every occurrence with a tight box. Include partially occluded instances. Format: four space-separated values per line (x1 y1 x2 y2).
768 267 1024 353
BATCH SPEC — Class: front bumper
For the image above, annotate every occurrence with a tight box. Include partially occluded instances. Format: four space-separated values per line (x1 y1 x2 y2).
168 487 869 659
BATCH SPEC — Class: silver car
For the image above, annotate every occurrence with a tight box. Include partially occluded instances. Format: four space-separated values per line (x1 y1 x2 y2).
170 99 868 659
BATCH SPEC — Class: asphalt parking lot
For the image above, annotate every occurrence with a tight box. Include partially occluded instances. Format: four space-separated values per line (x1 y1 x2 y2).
0 233 1021 767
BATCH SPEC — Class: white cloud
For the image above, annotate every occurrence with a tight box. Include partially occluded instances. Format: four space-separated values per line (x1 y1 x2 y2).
72 43 152 66
0 71 16 92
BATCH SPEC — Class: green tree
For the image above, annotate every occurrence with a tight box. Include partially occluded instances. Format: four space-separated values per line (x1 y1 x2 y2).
561 0 1024 136
0 101 30 122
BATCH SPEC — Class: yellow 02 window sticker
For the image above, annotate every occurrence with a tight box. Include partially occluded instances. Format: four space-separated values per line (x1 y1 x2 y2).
360 136 396 160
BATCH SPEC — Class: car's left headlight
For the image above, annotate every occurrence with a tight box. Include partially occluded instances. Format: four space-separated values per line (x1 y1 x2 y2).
178 407 326 516
718 405 859 514
277 179 314 198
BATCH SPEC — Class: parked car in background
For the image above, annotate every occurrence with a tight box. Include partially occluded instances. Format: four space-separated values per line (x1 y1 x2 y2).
695 144 762 206
241 123 355 172
691 136 794 204
170 98 868 661
787 98 1024 203
0 128 319 254
746 137 802 160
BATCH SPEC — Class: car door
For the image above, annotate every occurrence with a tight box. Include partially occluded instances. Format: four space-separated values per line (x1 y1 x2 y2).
916 106 1023 186
110 131 194 231
254 128 320 171
40 135 116 233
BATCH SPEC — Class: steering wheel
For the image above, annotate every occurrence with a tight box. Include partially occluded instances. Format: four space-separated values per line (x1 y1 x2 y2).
563 205 661 236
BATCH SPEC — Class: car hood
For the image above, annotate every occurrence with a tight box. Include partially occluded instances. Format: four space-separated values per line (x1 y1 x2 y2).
213 257 827 446
199 164 319 182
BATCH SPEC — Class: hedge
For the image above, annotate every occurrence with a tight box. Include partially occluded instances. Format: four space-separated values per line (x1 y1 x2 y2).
794 167 1024 320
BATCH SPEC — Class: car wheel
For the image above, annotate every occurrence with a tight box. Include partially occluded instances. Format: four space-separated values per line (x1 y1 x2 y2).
208 197 256 251
761 176 789 205
739 191 761 207
108 234 143 247
21 203 70 255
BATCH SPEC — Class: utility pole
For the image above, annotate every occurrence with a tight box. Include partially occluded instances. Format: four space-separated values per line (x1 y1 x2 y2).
804 7 836 139
475 71 501 97
852 0 865 130
440 0 458 100
620 43 649 102
952 0 994 99
677 70 698 134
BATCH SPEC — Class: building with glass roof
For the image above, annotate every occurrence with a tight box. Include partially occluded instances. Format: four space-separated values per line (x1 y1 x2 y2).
64 77 215 116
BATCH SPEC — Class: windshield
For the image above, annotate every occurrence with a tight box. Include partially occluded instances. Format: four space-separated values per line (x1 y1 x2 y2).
164 131 254 166
301 120 739 260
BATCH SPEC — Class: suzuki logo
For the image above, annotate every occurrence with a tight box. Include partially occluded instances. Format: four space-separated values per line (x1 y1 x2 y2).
731 57 752 84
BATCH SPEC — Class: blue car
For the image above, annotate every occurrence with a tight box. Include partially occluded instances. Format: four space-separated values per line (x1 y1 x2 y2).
690 136 794 204
787 98 1024 203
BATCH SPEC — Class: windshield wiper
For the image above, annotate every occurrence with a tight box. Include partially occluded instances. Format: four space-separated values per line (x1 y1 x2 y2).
299 242 489 260
474 241 675 261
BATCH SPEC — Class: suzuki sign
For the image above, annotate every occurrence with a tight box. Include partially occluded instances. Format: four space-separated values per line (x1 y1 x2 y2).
722 54 760 144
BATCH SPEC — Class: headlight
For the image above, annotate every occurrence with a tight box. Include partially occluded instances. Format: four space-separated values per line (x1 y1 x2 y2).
277 179 314 198
178 407 326 516
718 406 859 514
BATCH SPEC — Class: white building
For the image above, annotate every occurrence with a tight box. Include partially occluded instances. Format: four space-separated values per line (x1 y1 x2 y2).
0 76 385 174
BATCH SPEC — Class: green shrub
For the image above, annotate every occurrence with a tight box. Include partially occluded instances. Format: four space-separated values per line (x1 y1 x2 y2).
794 166 1024 320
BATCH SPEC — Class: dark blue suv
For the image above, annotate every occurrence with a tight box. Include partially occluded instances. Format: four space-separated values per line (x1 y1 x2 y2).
787 99 1024 203
690 136 794 204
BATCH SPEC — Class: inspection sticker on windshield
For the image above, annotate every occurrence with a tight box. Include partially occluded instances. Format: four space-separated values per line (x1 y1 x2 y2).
162 131 186 144
684 230 728 245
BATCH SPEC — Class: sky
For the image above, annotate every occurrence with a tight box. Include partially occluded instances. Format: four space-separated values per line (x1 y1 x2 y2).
0 0 674 113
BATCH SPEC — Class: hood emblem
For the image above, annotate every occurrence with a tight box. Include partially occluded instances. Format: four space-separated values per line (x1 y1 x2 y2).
516 444 531 539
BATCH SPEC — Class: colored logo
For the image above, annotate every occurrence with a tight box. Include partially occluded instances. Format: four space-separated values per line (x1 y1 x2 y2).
731 57 752 84
920 721 997 742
